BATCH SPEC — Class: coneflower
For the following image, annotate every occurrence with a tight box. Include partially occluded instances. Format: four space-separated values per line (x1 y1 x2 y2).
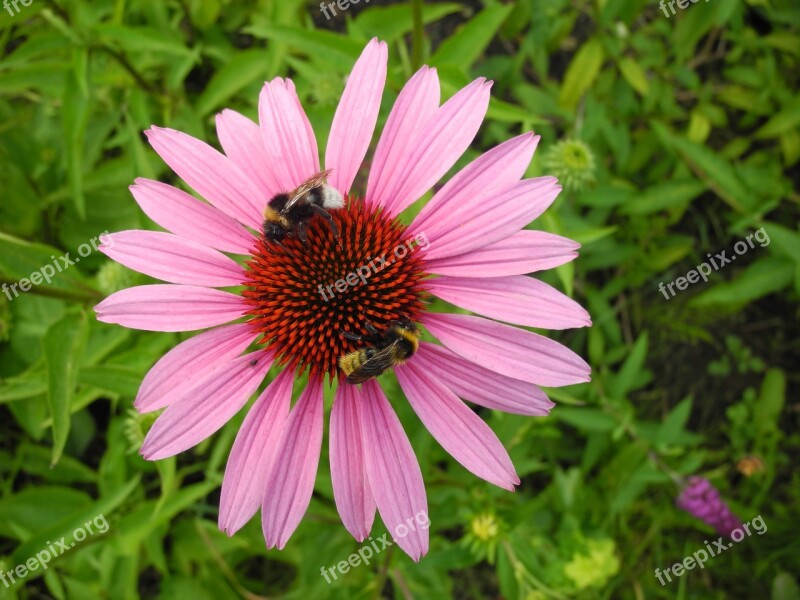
95 38 591 561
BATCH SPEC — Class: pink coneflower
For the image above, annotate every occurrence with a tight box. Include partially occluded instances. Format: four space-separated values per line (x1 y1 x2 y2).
95 38 591 561
677 476 743 538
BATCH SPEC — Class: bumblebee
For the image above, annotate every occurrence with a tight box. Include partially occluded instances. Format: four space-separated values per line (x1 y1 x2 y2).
339 319 419 384
263 169 344 245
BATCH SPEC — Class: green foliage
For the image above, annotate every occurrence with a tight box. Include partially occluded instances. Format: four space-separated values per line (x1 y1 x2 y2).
1 0 798 599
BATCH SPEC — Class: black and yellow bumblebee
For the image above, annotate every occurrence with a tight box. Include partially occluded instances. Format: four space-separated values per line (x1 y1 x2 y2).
339 319 419 384
263 169 344 245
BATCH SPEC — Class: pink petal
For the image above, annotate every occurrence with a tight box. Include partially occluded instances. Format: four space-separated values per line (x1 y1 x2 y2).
415 343 554 416
359 380 428 561
100 230 244 288
140 353 271 460
425 230 579 277
423 312 591 387
326 38 388 194
330 383 376 542
216 109 283 201
145 126 263 230
426 275 591 330
135 323 257 413
396 361 519 491
262 377 324 549
382 78 493 217
366 66 440 209
410 133 538 238
219 369 292 535
417 177 561 259
95 285 245 332
130 179 255 255
259 78 320 191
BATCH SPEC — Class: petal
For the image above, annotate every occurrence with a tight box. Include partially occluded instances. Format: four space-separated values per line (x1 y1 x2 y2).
366 66 440 209
145 126 263 230
410 133 539 239
100 231 244 288
219 369 293 535
135 323 257 413
426 275 591 330
359 380 428 561
425 230 579 277
95 285 245 332
396 360 519 490
130 179 255 255
326 38 388 194
262 377 324 549
259 78 320 191
419 177 561 259
330 383 376 542
140 353 272 460
382 78 493 217
415 343 554 416
423 312 591 387
216 109 282 200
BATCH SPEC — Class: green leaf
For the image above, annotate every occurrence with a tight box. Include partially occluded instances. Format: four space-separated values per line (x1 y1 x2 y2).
618 57 649 96
62 48 90 219
195 49 270 116
352 3 461 44
754 104 800 139
690 256 794 307
754 369 785 437
621 180 706 215
608 333 649 399
559 37 604 110
0 232 100 302
94 24 194 57
43 312 89 466
656 397 693 446
652 122 753 213
78 365 142 398
431 4 512 69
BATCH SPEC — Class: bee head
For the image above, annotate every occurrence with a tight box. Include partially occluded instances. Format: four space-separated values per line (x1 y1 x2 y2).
263 220 288 243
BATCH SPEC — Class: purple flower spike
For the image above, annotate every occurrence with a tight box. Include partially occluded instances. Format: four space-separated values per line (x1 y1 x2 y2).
677 476 743 538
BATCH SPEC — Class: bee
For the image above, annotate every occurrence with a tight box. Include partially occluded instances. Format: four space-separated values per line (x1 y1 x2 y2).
263 169 344 245
339 319 419 384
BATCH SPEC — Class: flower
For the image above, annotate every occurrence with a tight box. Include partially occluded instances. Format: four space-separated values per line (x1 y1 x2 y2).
676 476 743 538
94 38 591 561
541 138 596 193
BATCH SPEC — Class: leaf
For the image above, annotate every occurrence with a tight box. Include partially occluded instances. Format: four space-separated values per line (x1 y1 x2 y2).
352 3 461 44
94 24 194 57
62 48 90 219
43 312 89 466
0 232 100 302
555 407 617 432
652 122 753 213
78 365 142 398
754 369 785 437
656 397 693 446
754 104 800 139
431 4 512 69
621 180 706 215
195 49 270 116
559 37 604 110
608 333 649 399
618 57 649 96
690 256 794 307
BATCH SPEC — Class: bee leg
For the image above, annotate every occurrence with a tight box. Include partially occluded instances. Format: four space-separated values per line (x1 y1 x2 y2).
297 223 309 244
364 321 379 336
311 204 339 237
339 329 363 342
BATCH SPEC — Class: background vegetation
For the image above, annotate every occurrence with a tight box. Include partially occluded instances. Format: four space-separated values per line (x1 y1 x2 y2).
1 0 798 598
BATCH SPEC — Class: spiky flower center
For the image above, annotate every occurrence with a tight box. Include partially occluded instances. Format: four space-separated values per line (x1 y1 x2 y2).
243 198 427 380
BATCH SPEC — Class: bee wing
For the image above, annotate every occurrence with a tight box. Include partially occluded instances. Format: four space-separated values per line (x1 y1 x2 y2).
346 343 398 384
282 169 333 213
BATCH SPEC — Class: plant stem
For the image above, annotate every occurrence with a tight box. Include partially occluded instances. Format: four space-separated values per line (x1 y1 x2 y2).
410 0 424 70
